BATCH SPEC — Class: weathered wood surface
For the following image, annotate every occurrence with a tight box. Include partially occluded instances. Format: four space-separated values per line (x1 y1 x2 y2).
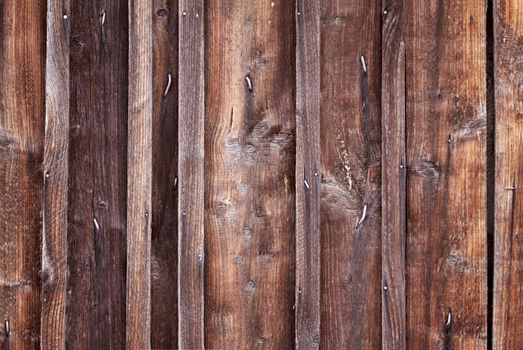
126 0 153 348
382 0 406 348
41 0 70 349
66 1 128 348
0 1 45 348
405 0 487 348
493 0 523 348
320 0 382 348
0 1 519 348
151 0 179 348
178 0 205 348
295 0 321 348
203 1 296 348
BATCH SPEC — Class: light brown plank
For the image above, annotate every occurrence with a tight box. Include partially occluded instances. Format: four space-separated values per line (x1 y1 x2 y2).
382 0 406 349
319 0 382 348
41 0 70 348
295 0 321 348
0 0 46 348
204 0 296 348
127 0 153 348
405 0 487 348
178 0 205 348
493 0 523 348
151 0 178 348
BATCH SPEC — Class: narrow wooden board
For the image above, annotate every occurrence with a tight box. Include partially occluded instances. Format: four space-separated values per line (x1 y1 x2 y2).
204 0 296 348
66 1 128 348
493 0 523 348
0 1 46 348
405 0 487 348
295 0 321 348
178 0 205 348
382 0 406 349
127 0 153 348
41 0 70 348
319 1 382 348
151 0 179 348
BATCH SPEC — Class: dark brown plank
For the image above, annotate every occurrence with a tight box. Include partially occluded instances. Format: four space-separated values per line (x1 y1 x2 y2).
405 0 487 348
41 0 70 348
381 0 406 349
204 0 296 348
178 0 205 348
493 0 523 348
319 1 382 348
151 0 178 348
127 0 153 348
0 0 45 348
66 1 128 348
295 0 321 348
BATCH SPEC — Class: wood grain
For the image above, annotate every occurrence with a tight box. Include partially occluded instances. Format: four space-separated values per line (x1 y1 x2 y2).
295 0 321 348
319 0 382 348
151 0 178 348
405 0 487 348
204 0 296 348
41 0 70 349
0 0 45 348
493 0 523 348
127 0 153 348
178 0 205 348
382 0 406 349
66 1 128 348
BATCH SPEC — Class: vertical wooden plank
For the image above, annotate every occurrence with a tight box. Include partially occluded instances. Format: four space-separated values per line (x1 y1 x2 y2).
0 0 45 348
295 0 321 348
66 1 128 348
41 0 70 348
151 0 178 348
204 0 296 348
178 0 204 348
127 0 153 348
493 0 523 348
381 0 406 349
405 0 487 348
319 0 382 348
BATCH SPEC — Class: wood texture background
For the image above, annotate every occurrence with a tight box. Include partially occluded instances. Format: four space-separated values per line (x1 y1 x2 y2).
0 0 522 349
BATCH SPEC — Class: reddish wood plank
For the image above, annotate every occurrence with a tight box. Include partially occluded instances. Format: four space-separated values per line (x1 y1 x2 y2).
295 0 321 348
493 0 523 348
405 0 487 348
178 0 205 348
66 1 128 348
151 0 178 348
41 0 70 348
0 1 46 348
382 0 406 349
319 0 382 348
204 0 296 348
127 0 153 348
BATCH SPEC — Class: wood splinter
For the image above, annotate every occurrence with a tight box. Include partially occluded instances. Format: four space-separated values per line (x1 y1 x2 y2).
245 75 253 92
164 73 172 96
360 55 367 73
93 218 100 231
4 319 9 337
356 204 367 228
445 309 452 327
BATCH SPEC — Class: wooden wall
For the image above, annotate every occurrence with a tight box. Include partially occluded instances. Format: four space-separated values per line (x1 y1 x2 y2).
0 0 522 349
